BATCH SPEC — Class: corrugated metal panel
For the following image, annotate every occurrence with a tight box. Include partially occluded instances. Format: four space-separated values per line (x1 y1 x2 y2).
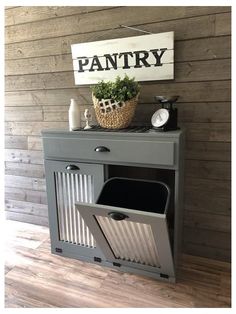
96 216 160 267
55 171 96 248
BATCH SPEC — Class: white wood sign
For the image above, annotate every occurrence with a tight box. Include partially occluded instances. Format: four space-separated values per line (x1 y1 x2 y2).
71 31 174 85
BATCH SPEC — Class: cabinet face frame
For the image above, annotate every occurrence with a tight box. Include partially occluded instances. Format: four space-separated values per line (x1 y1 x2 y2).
44 160 105 259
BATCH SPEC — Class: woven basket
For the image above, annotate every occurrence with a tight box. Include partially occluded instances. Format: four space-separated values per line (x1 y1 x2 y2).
92 94 139 129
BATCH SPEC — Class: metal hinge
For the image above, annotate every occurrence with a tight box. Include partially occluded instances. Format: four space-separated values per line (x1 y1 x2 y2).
160 273 169 279
113 262 121 267
94 257 102 263
55 247 63 253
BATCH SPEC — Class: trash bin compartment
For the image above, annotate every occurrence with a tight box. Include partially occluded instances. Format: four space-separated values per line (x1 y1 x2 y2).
96 177 170 215
75 176 175 277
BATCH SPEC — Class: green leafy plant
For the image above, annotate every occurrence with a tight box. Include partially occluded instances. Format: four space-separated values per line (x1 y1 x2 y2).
91 75 140 102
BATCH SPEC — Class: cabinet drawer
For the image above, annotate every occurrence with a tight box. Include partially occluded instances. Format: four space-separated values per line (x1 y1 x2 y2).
43 137 175 166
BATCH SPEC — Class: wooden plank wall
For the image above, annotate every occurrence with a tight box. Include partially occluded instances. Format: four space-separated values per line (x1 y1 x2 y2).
4 6 231 261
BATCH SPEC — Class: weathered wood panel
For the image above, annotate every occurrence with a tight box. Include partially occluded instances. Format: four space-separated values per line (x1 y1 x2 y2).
184 177 231 200
5 78 231 108
184 187 231 216
183 227 231 250
5 122 68 136
5 107 43 121
5 199 48 217
183 122 231 142
5 59 231 84
43 105 68 122
5 212 49 227
5 162 45 178
5 54 73 76
215 12 231 36
184 190 230 215
5 136 28 149
5 149 44 164
5 72 75 91
5 7 230 44
5 187 47 205
176 59 230 82
27 136 43 151
5 6 112 26
137 121 231 143
5 175 46 191
133 102 231 124
185 141 231 161
178 102 231 123
184 211 230 233
139 81 231 104
42 105 96 124
5 89 89 106
6 14 229 60
5 36 232 75
175 36 231 62
183 242 230 262
5 53 231 81
4 6 231 262
5 80 231 107
185 160 231 180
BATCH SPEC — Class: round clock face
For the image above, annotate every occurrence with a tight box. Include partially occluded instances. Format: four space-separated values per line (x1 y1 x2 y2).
151 108 169 127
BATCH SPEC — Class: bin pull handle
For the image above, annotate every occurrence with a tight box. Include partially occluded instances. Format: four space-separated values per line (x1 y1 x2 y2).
94 146 110 152
66 164 80 171
108 212 128 221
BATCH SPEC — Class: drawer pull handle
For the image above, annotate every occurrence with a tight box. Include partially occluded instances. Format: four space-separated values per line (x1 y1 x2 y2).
94 146 110 152
108 212 128 221
66 165 80 171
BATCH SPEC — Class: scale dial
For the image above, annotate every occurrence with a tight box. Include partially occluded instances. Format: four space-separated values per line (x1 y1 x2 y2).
151 108 169 128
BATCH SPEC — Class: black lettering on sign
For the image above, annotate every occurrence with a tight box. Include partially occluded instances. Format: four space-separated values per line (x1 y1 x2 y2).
89 55 104 72
77 57 89 72
104 53 118 70
77 48 168 72
150 48 167 66
119 52 134 69
133 50 151 68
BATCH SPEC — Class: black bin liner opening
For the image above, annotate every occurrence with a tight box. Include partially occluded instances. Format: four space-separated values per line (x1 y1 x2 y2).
97 177 170 214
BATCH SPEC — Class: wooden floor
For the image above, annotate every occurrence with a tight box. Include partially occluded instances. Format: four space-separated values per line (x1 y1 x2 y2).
5 220 231 308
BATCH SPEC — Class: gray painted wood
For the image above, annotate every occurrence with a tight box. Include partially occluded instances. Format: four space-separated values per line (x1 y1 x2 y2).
76 202 175 279
44 159 105 260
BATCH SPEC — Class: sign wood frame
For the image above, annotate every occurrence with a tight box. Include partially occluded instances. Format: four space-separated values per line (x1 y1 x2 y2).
71 31 174 85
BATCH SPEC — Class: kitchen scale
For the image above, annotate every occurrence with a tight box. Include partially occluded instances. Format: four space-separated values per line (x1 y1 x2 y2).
151 96 179 132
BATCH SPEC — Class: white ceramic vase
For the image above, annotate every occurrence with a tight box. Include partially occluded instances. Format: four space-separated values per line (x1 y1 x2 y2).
68 99 80 131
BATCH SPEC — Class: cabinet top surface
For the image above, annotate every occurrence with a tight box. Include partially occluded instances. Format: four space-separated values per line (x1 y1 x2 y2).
42 128 184 140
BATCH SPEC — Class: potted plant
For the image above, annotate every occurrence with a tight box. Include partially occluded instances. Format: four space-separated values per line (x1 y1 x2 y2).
91 75 140 129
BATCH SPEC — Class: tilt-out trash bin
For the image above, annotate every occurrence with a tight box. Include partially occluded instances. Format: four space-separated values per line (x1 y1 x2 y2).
76 177 175 281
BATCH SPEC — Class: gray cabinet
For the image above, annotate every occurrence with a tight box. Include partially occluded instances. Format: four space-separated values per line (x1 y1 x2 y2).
42 128 184 282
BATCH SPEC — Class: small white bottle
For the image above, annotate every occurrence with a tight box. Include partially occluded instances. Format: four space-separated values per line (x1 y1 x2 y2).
68 99 80 131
